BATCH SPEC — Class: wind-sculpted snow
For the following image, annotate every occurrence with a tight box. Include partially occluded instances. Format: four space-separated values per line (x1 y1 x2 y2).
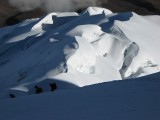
0 7 160 98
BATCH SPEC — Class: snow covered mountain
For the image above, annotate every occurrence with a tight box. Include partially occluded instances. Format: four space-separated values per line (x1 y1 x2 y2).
0 7 160 99
0 6 160 120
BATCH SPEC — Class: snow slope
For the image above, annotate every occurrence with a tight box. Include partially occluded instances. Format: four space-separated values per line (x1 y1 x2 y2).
0 72 160 120
0 7 160 98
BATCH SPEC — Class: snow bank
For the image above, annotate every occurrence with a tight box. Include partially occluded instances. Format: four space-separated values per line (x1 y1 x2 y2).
0 73 160 120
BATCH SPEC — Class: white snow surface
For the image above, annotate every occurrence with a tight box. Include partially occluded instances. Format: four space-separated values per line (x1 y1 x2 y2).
0 72 160 120
0 7 160 99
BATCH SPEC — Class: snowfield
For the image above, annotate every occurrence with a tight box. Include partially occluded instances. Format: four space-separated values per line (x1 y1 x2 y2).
0 6 160 120
0 72 160 120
